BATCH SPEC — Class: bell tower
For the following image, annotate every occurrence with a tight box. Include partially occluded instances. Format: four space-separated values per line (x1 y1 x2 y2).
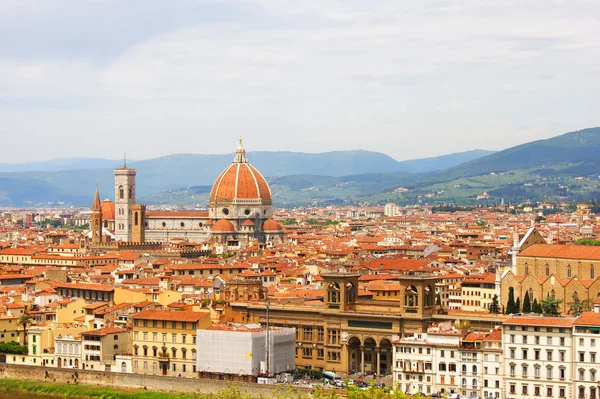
114 163 136 242
321 272 359 312
131 204 146 243
90 187 103 245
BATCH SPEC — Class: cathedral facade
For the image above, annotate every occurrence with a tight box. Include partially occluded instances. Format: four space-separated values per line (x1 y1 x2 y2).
90 140 284 248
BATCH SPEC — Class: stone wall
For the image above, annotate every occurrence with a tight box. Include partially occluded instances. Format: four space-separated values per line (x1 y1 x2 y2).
0 364 306 397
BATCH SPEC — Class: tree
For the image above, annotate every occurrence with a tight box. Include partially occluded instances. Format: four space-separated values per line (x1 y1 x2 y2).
515 297 521 314
522 291 532 313
506 287 516 314
436 294 441 306
541 295 563 317
567 292 593 316
17 313 33 346
532 298 542 314
489 295 500 314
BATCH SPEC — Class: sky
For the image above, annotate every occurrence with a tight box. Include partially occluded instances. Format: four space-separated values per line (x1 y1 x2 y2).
1 0 599 163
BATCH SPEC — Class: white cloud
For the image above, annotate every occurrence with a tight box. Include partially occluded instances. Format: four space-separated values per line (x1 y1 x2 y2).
0 0 599 162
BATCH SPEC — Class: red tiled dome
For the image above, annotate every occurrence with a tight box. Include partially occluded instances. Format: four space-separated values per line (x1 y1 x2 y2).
210 163 271 202
212 219 235 232
100 200 115 220
209 139 272 203
263 219 283 232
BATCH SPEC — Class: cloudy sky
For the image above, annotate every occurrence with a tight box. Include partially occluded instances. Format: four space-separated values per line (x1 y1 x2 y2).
1 0 599 163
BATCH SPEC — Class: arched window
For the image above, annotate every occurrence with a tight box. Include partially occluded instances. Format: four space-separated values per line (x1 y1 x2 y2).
473 365 477 373
524 263 529 275
462 378 467 387
529 288 534 303
128 187 132 199
592 265 595 280
462 364 467 372
551 290 556 299
546 264 550 277
404 285 418 307
119 186 124 199
473 379 477 387
567 265 572 278
328 282 340 304
121 362 127 373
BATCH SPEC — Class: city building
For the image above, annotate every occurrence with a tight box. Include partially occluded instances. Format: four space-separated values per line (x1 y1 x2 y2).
130 310 211 377
196 323 295 381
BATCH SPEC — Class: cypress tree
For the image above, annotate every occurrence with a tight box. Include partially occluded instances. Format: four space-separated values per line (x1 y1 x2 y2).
532 298 542 314
522 291 532 313
515 297 521 313
506 287 516 314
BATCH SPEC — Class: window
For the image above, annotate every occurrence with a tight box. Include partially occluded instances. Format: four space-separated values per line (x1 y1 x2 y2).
592 265 595 279
560 351 565 362
547 387 553 397
568 265 572 278
522 365 528 377
593 353 597 363
523 335 528 344
580 352 585 362
560 368 566 379
547 350 553 361
579 369 585 380
559 387 565 398
560 337 565 346
580 338 585 346
510 348 515 358
535 350 540 360
523 349 528 359
547 366 553 379
535 336 540 345
522 384 528 395
548 336 553 345
546 264 550 277
171 334 176 344
535 366 540 378
535 386 540 396
510 384 516 394
510 335 515 343
510 365 516 376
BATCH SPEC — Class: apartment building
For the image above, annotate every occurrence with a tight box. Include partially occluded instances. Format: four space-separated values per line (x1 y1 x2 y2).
503 316 575 399
393 322 462 396
130 310 211 377
572 313 600 399
481 328 503 399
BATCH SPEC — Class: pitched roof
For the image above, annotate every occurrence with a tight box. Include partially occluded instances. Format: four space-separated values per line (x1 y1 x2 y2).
520 244 600 260
131 309 210 322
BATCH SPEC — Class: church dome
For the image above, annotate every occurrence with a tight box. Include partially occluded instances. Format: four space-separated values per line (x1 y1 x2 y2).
263 219 283 232
209 139 272 204
212 219 236 232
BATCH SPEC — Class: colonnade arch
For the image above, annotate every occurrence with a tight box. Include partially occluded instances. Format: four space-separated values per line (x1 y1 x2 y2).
346 336 392 375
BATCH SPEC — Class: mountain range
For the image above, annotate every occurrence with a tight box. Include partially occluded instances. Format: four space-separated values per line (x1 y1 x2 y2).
0 149 492 207
2 127 600 207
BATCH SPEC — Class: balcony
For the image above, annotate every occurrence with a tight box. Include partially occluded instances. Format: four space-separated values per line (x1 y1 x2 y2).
157 352 170 361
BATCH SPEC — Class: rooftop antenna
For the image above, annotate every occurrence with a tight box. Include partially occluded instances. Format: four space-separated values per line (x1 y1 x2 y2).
124 153 127 167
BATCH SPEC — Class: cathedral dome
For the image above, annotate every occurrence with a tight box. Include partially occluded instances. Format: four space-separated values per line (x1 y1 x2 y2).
209 139 272 204
212 219 236 232
263 219 283 232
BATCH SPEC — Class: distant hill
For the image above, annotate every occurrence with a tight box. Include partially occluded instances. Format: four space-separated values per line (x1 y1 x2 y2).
0 158 126 173
425 127 600 183
0 149 492 206
395 149 495 173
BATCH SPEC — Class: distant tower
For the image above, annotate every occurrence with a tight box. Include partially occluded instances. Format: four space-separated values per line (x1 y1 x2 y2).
91 187 103 245
131 204 146 243
114 164 136 242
